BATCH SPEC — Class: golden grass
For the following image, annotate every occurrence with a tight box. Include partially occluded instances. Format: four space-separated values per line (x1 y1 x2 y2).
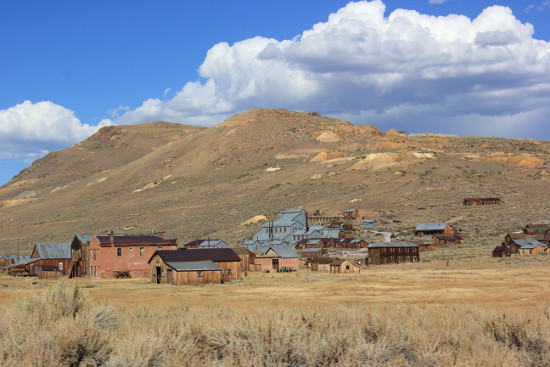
1 257 549 366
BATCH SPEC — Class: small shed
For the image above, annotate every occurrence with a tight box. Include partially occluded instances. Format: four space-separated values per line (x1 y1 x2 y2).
463 198 502 206
309 257 339 272
363 219 378 229
330 259 360 274
492 245 511 258
433 235 463 246
36 265 62 279
342 209 359 219
415 223 453 236
508 239 547 255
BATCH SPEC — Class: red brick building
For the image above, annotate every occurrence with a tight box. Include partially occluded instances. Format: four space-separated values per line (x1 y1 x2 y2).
89 234 177 278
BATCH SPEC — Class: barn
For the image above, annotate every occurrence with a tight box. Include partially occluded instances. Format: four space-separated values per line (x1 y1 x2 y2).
29 243 72 277
148 248 241 284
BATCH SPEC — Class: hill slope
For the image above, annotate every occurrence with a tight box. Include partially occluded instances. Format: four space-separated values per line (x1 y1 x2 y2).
0 109 549 251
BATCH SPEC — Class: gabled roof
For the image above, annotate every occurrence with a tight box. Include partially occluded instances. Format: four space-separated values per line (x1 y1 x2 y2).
415 223 448 231
197 240 230 248
34 243 71 259
165 260 223 272
262 244 298 258
511 239 546 249
149 248 240 264
231 247 254 256
369 241 420 249
2 254 31 262
74 234 93 243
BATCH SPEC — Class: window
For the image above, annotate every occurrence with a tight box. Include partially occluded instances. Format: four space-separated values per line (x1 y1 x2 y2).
92 249 96 261
197 271 203 277
346 265 350 270
129 247 133 253
227 269 232 275
140 247 144 256
158 246 162 251
58 262 63 271
117 248 122 257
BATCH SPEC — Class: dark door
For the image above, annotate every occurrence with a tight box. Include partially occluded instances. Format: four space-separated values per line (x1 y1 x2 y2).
156 267 162 284
272 258 279 270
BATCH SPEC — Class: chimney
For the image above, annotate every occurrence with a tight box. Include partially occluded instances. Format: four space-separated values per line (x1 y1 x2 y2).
109 231 114 245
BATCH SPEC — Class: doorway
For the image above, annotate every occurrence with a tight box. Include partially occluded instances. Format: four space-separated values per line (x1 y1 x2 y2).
156 267 162 284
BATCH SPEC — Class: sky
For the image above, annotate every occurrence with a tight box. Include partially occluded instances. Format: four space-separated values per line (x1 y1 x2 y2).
1 0 549 185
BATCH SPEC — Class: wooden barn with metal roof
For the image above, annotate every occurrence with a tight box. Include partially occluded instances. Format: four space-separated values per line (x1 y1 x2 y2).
148 248 242 285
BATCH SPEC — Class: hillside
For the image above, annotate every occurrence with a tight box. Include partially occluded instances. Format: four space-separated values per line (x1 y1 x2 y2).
0 109 549 252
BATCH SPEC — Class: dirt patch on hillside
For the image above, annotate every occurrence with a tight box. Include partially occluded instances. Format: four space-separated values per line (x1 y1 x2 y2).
479 155 544 167
310 151 346 162
0 198 37 208
313 131 340 143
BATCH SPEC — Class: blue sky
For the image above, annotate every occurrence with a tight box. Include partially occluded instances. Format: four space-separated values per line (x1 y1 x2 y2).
1 0 549 185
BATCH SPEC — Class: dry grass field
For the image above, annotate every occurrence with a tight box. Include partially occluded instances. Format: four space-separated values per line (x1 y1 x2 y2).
1 256 549 366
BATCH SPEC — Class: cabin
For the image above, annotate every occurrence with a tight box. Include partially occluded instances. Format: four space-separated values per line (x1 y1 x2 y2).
330 259 360 274
230 247 257 272
295 238 335 249
433 235 463 246
507 239 547 255
505 232 550 246
0 254 31 273
300 248 325 259
414 223 454 236
309 257 339 272
492 244 511 258
29 243 72 277
333 238 369 249
342 209 359 220
368 242 420 265
254 244 300 271
148 248 241 284
463 198 502 206
363 219 378 229
522 224 550 235
88 234 178 278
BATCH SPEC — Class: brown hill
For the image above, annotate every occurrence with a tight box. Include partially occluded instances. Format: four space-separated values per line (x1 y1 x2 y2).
0 109 549 253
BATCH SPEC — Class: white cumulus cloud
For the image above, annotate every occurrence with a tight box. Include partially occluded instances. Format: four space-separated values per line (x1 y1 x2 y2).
106 0 550 139
0 100 100 159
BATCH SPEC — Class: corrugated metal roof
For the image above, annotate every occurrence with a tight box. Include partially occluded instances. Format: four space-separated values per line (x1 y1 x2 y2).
512 239 546 249
415 223 448 231
75 234 93 243
150 248 240 263
197 240 229 248
2 254 31 262
34 243 71 259
166 260 223 272
263 244 298 258
368 241 420 248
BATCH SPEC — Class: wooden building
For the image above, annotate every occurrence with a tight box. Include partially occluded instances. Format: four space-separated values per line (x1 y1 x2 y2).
334 238 369 249
415 223 454 237
368 242 420 265
148 248 241 284
463 198 502 206
522 224 550 236
492 245 511 258
433 235 463 246
231 247 257 272
507 239 547 255
29 243 72 276
69 234 93 278
36 265 62 279
309 257 339 272
342 209 359 220
505 232 550 246
300 248 325 259
88 234 178 278
330 259 360 274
